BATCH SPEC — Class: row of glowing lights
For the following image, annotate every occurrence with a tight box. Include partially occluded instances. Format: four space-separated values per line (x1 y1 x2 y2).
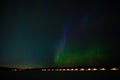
11 68 119 71
41 68 119 71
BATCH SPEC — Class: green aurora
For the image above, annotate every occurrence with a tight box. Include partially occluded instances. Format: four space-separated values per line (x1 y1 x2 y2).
54 44 107 67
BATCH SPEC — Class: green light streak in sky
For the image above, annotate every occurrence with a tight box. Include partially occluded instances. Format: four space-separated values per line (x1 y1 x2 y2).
54 44 106 67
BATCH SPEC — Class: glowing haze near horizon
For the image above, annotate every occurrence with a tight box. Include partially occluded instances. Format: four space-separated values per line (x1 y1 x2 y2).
0 0 119 68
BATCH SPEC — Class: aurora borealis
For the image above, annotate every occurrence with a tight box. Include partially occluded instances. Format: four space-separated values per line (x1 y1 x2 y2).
55 44 106 67
0 0 120 68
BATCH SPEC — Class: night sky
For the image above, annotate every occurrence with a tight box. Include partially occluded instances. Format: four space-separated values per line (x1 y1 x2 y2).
0 0 119 68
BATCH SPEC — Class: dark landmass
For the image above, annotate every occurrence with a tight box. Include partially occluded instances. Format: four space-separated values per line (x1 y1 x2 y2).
0 69 119 80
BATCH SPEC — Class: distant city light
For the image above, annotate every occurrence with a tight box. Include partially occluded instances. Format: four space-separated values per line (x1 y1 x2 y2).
59 69 62 71
110 68 119 70
70 68 74 71
42 69 46 71
47 69 50 71
87 68 91 71
67 69 70 71
55 69 59 71
12 69 17 71
92 68 98 71
80 68 85 71
75 68 79 71
63 69 66 71
100 68 106 71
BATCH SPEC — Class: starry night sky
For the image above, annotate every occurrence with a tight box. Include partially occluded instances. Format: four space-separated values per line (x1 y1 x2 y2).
0 0 120 68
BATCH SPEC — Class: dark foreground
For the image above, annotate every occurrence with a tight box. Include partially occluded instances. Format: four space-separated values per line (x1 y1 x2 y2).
0 70 120 80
